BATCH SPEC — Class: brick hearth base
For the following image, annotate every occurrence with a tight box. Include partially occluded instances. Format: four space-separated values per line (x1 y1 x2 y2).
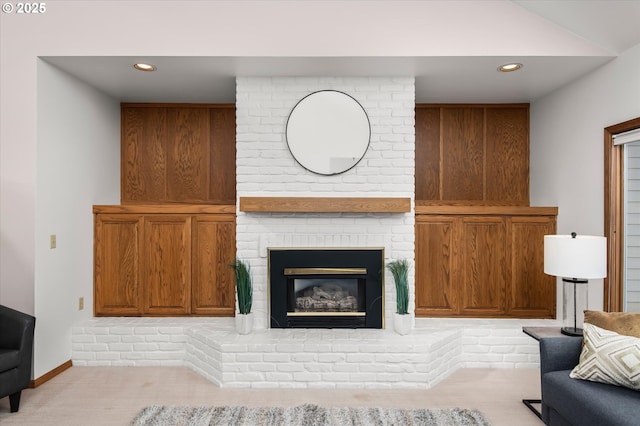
72 318 556 388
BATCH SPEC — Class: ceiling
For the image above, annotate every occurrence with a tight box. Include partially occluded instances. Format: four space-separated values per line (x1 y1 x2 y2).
42 1 640 104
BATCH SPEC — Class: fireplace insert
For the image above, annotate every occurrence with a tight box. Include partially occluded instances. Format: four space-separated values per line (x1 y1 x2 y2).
269 248 383 329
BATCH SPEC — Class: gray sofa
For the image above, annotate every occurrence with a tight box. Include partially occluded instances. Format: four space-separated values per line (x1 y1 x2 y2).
540 336 640 426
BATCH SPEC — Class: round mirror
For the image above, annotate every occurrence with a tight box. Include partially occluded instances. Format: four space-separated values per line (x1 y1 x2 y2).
286 90 371 175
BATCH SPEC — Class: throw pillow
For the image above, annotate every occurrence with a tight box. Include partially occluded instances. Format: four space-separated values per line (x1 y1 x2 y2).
584 310 640 338
570 323 640 390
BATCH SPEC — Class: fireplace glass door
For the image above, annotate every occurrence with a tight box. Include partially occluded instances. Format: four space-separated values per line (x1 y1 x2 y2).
287 268 366 315
269 249 384 329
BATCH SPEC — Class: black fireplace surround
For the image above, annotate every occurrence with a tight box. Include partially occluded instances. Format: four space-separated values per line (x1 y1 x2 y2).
269 248 384 329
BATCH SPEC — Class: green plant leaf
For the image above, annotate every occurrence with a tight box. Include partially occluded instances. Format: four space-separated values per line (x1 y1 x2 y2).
230 258 253 315
386 259 410 315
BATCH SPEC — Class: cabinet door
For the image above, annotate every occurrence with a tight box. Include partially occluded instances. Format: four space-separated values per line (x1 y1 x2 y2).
166 108 211 202
192 215 236 315
441 108 484 201
415 216 458 315
94 214 143 315
209 107 236 204
485 108 529 204
415 107 441 201
459 217 508 316
121 107 168 203
143 216 191 314
508 216 556 318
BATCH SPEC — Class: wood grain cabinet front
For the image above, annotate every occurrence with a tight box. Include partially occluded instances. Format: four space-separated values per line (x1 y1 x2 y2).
415 210 556 318
121 104 236 205
415 104 529 206
94 214 144 315
94 209 235 316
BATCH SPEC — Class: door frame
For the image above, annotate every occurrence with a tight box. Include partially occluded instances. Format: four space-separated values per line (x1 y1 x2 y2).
604 116 640 311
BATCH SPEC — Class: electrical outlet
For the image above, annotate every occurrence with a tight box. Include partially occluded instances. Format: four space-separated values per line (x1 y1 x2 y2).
78 297 84 310
50 234 57 249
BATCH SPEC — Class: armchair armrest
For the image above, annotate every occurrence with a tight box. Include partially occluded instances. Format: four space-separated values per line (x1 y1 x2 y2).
0 305 35 352
539 336 583 374
0 305 36 413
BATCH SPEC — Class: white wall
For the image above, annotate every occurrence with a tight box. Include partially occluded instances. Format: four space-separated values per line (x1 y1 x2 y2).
530 43 640 313
35 60 120 376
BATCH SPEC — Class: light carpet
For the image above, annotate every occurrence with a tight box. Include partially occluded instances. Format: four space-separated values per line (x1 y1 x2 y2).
131 403 491 426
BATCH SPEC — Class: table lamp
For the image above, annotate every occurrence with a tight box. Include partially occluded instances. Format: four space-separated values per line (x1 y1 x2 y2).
544 233 607 336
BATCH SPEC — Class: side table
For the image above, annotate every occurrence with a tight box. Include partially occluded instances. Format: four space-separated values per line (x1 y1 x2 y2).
521 327 564 421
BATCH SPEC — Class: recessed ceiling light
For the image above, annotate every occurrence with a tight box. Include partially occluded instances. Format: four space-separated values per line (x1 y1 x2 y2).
498 63 523 72
133 63 157 72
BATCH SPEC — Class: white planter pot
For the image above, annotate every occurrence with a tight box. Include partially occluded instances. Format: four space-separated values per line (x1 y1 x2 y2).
393 313 413 335
235 312 254 335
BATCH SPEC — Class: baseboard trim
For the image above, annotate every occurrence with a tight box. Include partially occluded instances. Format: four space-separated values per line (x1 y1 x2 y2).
30 359 73 388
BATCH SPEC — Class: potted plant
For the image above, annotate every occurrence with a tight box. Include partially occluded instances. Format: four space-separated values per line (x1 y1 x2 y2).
231 258 253 334
386 259 412 335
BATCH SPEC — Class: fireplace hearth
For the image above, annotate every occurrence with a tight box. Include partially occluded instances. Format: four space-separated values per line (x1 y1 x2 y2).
269 248 384 329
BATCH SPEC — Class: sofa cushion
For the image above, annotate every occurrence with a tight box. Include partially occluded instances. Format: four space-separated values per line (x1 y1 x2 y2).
584 310 640 338
0 348 20 373
570 323 640 390
544 369 640 426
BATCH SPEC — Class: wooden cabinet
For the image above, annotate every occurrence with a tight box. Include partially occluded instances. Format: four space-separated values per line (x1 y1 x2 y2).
415 207 557 318
414 104 550 319
121 104 236 205
415 104 529 205
191 216 236 315
94 214 143 315
459 216 508 316
94 205 235 316
143 215 192 315
509 216 558 318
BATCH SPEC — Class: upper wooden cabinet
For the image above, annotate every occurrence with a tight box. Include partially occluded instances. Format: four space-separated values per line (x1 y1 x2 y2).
415 104 529 205
121 104 236 205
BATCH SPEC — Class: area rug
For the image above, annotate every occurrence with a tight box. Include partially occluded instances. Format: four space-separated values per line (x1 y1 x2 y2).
131 404 491 426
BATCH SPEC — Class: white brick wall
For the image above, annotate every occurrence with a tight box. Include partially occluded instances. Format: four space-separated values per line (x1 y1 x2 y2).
72 317 556 388
236 77 415 329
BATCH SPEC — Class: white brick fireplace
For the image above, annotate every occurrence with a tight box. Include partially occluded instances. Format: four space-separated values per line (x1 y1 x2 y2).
235 76 416 329
72 76 555 388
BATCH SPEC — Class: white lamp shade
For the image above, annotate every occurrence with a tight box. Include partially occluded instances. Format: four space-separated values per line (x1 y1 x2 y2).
544 234 607 279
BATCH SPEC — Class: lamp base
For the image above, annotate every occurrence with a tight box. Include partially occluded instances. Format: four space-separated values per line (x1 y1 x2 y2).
561 326 583 336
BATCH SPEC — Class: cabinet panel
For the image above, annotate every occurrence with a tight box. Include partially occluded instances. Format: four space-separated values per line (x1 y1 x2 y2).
415 104 530 205
121 104 236 204
441 108 484 201
415 210 556 318
415 216 457 315
192 215 236 315
485 108 529 204
167 108 210 202
460 217 507 315
209 108 236 204
415 107 440 201
94 215 143 315
121 107 167 202
509 217 556 317
143 216 192 314
94 208 236 317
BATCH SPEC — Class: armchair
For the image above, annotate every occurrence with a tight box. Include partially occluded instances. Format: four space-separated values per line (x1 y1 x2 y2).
0 305 35 413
